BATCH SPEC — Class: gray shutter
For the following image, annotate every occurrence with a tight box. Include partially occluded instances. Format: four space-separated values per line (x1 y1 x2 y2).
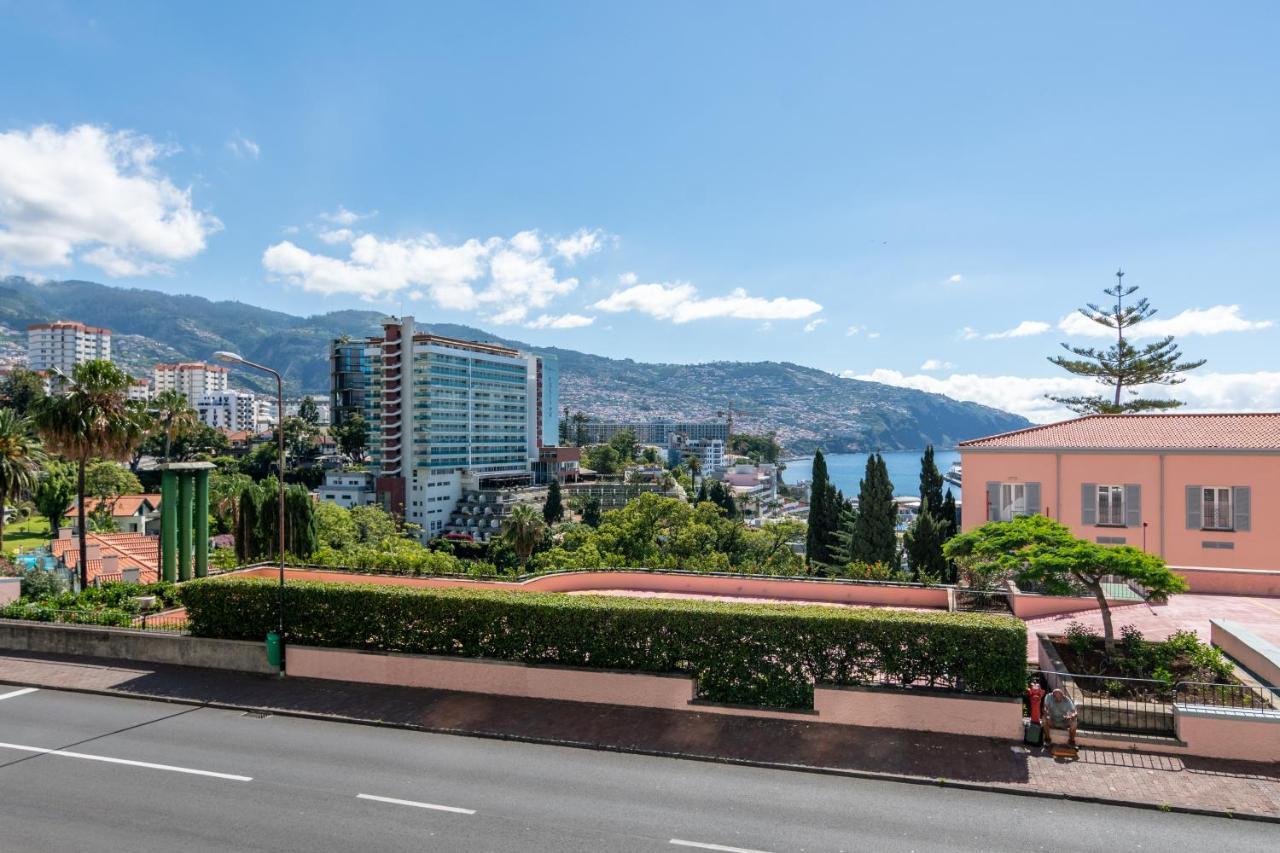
1081 483 1097 526
986 481 1000 521
1186 485 1202 530
1025 482 1041 516
1233 486 1251 532
1125 484 1141 528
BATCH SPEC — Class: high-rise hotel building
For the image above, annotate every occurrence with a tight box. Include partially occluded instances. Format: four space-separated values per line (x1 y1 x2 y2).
152 361 230 404
331 317 559 538
27 321 111 375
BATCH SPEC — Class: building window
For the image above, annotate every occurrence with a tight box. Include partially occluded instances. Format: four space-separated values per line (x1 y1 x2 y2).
1096 485 1125 526
999 483 1026 521
1202 487 1233 531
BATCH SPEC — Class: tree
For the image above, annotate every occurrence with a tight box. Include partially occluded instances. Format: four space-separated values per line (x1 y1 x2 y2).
543 478 564 524
918 446 945 521
0 408 46 550
332 412 368 463
234 483 261 563
707 480 738 518
940 489 958 539
577 495 602 527
640 446 660 465
729 433 781 463
608 428 638 463
284 484 318 558
849 453 896 566
501 503 546 571
149 390 199 462
33 460 76 534
572 411 589 446
1048 271 1206 414
32 361 149 589
297 396 321 426
85 460 144 502
584 445 622 477
945 515 1189 651
805 450 840 567
0 369 47 416
558 406 571 445
903 499 948 583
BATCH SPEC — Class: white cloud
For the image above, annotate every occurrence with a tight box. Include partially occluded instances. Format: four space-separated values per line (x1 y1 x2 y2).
844 368 1280 423
227 131 260 160
946 274 964 284
846 325 865 337
1058 305 1273 339
319 206 374 226
964 320 1051 340
803 318 827 333
592 277 822 324
0 124 221 277
919 359 955 371
525 313 595 330
554 228 606 263
262 227 587 325
868 331 881 339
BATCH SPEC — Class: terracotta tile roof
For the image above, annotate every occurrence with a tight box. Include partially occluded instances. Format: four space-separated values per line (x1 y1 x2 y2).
67 494 161 518
959 413 1280 451
51 532 160 584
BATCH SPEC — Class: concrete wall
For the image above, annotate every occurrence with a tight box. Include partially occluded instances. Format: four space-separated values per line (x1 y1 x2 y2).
813 684 1023 739
1172 566 1280 596
1009 589 1141 620
0 577 20 606
1211 619 1280 686
962 449 1280 573
0 621 278 675
1174 706 1280 763
232 567 951 609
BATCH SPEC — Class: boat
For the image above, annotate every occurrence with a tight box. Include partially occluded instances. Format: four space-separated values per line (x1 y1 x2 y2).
944 460 962 487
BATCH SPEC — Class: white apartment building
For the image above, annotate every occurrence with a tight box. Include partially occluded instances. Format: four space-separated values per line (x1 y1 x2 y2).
317 470 376 510
127 378 151 402
253 398 278 431
27 321 111 375
197 390 259 432
152 362 230 403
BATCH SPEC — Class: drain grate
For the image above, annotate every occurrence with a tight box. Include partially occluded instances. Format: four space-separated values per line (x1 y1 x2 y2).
241 710 272 719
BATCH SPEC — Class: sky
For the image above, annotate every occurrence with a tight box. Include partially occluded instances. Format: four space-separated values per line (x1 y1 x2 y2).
1 2 1279 422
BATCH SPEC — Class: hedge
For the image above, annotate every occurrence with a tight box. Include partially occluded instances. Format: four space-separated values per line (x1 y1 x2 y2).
181 578 1028 708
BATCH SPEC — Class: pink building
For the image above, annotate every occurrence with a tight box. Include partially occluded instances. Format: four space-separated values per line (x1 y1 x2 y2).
959 414 1280 578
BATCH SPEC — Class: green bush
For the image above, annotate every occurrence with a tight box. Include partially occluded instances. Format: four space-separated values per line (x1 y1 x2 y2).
181 578 1028 708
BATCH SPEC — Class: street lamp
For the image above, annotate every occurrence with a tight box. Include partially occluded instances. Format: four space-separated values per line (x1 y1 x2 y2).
214 350 286 673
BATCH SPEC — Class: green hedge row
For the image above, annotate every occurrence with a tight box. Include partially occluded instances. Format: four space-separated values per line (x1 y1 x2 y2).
181 578 1028 708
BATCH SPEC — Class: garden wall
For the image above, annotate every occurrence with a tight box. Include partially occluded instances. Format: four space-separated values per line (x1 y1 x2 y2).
1172 566 1280 597
1211 619 1280 687
0 620 278 674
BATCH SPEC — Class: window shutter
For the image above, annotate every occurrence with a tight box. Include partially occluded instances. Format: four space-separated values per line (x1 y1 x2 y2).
1025 482 1041 516
1186 485 1202 530
1125 484 1141 528
986 482 1000 521
1081 483 1097 526
1233 486 1251 532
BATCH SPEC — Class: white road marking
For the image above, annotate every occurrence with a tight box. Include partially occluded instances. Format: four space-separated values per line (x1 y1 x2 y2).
670 840 775 853
0 687 39 702
0 742 252 781
356 793 476 814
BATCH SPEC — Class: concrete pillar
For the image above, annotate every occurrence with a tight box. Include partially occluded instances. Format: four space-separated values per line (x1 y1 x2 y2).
194 468 210 578
178 473 193 582
160 470 178 583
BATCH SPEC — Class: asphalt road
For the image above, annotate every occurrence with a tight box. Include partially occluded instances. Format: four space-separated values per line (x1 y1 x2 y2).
0 685 1273 853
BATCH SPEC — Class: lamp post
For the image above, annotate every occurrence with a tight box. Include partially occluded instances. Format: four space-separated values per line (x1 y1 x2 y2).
214 350 286 673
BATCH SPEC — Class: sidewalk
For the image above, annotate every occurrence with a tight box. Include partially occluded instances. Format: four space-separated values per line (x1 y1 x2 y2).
2 650 1278 821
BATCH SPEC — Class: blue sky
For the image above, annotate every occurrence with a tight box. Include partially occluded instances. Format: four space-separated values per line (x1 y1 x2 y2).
1 2 1278 420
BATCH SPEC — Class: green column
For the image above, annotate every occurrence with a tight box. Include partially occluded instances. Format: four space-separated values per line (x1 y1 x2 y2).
194 468 210 578
160 470 178 583
178 473 193 582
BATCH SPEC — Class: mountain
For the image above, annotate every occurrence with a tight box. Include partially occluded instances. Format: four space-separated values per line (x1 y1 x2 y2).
0 276 1030 452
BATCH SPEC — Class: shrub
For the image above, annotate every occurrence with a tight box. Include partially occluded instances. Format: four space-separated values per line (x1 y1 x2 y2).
181 578 1028 708
1064 621 1099 656
19 569 66 599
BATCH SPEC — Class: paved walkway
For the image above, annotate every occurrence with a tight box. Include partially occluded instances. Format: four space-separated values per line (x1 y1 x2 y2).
1026 594 1280 661
2 650 1277 820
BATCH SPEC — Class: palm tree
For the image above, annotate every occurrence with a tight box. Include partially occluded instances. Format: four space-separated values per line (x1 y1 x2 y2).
0 408 47 551
150 389 199 461
33 361 150 588
501 503 547 572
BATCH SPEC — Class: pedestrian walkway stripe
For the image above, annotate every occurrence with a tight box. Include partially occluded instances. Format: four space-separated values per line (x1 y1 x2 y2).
356 793 476 815
0 742 252 781
0 687 39 702
670 840 775 853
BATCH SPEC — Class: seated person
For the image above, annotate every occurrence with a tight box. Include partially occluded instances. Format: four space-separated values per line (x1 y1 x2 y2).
1042 687 1078 747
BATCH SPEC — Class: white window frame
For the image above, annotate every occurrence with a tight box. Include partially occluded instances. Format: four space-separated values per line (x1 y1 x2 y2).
1096 484 1125 527
999 483 1027 521
1202 486 1233 531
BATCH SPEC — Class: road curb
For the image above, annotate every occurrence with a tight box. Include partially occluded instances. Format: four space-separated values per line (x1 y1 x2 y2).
2 674 1276 825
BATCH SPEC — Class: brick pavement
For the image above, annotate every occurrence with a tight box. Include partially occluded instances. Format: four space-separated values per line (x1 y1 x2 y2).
2 650 1277 820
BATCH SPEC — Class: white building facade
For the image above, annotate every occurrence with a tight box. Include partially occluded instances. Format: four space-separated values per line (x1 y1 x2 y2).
317 470 376 510
153 362 230 403
27 321 111 375
197 390 259 432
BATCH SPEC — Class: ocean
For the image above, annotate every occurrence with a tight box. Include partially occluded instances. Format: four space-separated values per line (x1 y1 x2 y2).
781 450 962 501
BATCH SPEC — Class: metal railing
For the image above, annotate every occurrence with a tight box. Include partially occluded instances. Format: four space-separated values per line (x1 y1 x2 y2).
0 606 188 634
1034 670 1176 736
953 588 1012 613
1176 680 1278 712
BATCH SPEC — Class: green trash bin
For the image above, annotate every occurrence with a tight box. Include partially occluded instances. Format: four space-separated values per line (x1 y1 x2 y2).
266 631 282 669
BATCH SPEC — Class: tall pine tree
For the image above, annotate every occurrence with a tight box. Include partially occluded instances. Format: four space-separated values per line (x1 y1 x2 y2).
543 478 564 524
805 450 839 567
904 498 948 583
850 453 897 566
918 446 945 521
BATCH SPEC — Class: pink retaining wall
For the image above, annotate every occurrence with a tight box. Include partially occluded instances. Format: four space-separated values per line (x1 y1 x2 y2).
1009 591 1141 620
287 646 1022 737
1211 620 1280 686
232 567 951 609
1171 567 1280 597
1174 709 1280 763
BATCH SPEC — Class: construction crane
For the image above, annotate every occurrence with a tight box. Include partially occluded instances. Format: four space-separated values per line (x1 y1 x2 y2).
716 400 758 441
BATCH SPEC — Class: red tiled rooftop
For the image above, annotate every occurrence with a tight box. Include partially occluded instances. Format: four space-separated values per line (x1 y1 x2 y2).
959 413 1280 451
66 494 161 518
51 532 160 584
